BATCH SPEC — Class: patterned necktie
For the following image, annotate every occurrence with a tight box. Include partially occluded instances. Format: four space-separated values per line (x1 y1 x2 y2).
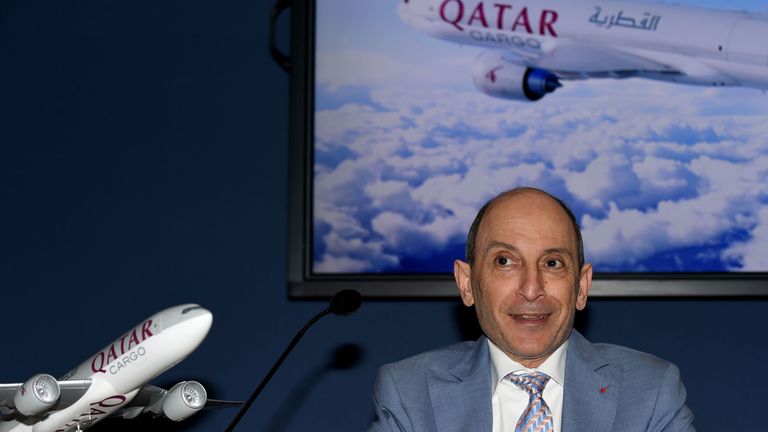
506 372 554 432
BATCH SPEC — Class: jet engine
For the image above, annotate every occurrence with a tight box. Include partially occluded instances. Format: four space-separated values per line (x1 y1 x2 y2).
162 381 207 421
13 374 60 416
471 51 561 101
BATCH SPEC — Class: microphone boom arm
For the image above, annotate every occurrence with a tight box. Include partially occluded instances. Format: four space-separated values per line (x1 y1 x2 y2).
223 289 361 432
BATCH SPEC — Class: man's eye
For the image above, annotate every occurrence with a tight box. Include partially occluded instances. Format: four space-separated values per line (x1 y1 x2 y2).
496 256 511 266
544 259 563 268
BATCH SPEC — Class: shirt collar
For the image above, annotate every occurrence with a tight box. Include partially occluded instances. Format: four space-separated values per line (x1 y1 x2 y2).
488 337 568 395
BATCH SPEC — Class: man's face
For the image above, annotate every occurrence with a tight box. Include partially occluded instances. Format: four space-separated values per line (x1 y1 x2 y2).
454 191 591 368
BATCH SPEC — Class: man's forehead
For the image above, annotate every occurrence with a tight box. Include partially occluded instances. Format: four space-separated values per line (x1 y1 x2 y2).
478 191 577 249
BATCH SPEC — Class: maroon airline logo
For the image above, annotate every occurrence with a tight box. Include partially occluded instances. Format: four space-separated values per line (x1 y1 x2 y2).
486 65 503 82
90 319 154 373
54 395 128 432
438 0 559 36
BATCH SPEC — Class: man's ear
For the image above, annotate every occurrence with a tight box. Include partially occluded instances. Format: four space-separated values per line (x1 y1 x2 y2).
454 259 475 307
576 263 592 310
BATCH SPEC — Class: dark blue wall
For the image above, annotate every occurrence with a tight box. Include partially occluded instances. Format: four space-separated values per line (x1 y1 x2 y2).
2 2 766 431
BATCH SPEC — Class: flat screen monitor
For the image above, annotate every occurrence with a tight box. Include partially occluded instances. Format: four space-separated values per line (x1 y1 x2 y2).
286 0 768 297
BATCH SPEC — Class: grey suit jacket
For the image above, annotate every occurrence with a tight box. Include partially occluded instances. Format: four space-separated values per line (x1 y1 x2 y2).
369 330 694 432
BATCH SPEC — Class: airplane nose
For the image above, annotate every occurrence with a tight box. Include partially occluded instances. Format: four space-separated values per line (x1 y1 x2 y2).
185 308 213 335
157 304 212 332
179 306 213 330
171 306 213 341
181 305 210 319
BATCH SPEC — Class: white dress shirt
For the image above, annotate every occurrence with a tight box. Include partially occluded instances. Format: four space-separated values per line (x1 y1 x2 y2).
489 339 568 432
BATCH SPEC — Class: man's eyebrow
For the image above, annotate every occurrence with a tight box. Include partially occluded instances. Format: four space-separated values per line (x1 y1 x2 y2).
543 248 573 257
485 241 519 254
484 242 574 258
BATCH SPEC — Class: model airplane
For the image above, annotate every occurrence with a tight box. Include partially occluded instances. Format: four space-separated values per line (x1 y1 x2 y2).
398 0 768 100
0 304 236 432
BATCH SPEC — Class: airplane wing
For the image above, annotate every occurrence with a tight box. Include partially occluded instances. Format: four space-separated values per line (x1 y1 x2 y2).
471 43 685 101
1 378 239 424
0 384 20 403
114 383 241 421
502 39 681 80
490 36 743 95
53 380 93 408
0 379 92 411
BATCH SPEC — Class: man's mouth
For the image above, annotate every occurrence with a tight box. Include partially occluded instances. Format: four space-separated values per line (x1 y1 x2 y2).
514 314 549 319
510 313 552 323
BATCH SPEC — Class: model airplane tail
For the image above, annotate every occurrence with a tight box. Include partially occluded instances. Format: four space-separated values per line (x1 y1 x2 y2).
0 304 232 432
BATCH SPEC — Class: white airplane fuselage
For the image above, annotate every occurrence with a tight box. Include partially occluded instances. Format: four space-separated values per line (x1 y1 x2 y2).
398 0 768 98
1 305 212 432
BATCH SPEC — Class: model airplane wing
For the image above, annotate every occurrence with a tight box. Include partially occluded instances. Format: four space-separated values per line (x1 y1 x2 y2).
114 383 242 421
0 377 92 416
53 380 93 408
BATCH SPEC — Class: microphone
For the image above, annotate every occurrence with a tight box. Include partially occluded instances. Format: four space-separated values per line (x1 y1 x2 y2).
223 289 362 432
328 288 362 316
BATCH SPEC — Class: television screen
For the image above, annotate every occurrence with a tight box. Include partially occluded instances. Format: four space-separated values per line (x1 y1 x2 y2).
288 0 768 296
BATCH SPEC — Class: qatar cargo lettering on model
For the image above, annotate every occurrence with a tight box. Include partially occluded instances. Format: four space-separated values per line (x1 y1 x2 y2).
90 320 154 373
107 346 148 375
439 0 559 36
54 395 128 432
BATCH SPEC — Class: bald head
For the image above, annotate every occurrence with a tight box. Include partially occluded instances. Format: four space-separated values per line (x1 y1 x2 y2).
465 187 584 269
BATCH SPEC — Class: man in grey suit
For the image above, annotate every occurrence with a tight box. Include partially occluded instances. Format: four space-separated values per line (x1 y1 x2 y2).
369 187 695 432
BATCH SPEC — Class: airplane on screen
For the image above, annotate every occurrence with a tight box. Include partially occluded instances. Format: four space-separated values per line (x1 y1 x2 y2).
0 304 237 432
398 0 768 101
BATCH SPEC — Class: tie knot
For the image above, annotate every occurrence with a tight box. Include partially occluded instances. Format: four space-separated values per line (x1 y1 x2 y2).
506 371 550 395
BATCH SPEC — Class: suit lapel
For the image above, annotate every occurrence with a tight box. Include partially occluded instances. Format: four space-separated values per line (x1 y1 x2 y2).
562 331 622 432
427 337 493 432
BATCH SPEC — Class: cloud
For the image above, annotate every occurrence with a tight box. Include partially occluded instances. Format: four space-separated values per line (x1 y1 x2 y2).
314 231 399 273
723 207 768 271
311 75 768 273
581 192 755 268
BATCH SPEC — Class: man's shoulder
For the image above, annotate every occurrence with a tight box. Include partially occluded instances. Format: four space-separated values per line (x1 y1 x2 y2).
569 331 681 377
564 335 694 431
589 340 680 375
381 339 481 375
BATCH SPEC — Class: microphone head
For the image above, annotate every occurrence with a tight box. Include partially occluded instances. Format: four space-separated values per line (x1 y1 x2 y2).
328 289 362 316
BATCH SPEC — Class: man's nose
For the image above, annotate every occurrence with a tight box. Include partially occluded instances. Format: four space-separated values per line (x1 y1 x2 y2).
518 264 545 301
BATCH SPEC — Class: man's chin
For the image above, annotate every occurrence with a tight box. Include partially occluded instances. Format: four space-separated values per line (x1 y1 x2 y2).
500 338 561 364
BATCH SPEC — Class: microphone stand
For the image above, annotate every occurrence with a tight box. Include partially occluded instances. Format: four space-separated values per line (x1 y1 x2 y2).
223 290 361 432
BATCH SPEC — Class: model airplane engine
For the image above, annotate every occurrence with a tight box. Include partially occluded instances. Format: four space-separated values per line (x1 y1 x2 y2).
472 51 561 101
13 374 60 416
161 381 207 421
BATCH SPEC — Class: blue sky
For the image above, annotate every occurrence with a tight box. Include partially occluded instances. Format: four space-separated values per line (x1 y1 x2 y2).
312 0 768 274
